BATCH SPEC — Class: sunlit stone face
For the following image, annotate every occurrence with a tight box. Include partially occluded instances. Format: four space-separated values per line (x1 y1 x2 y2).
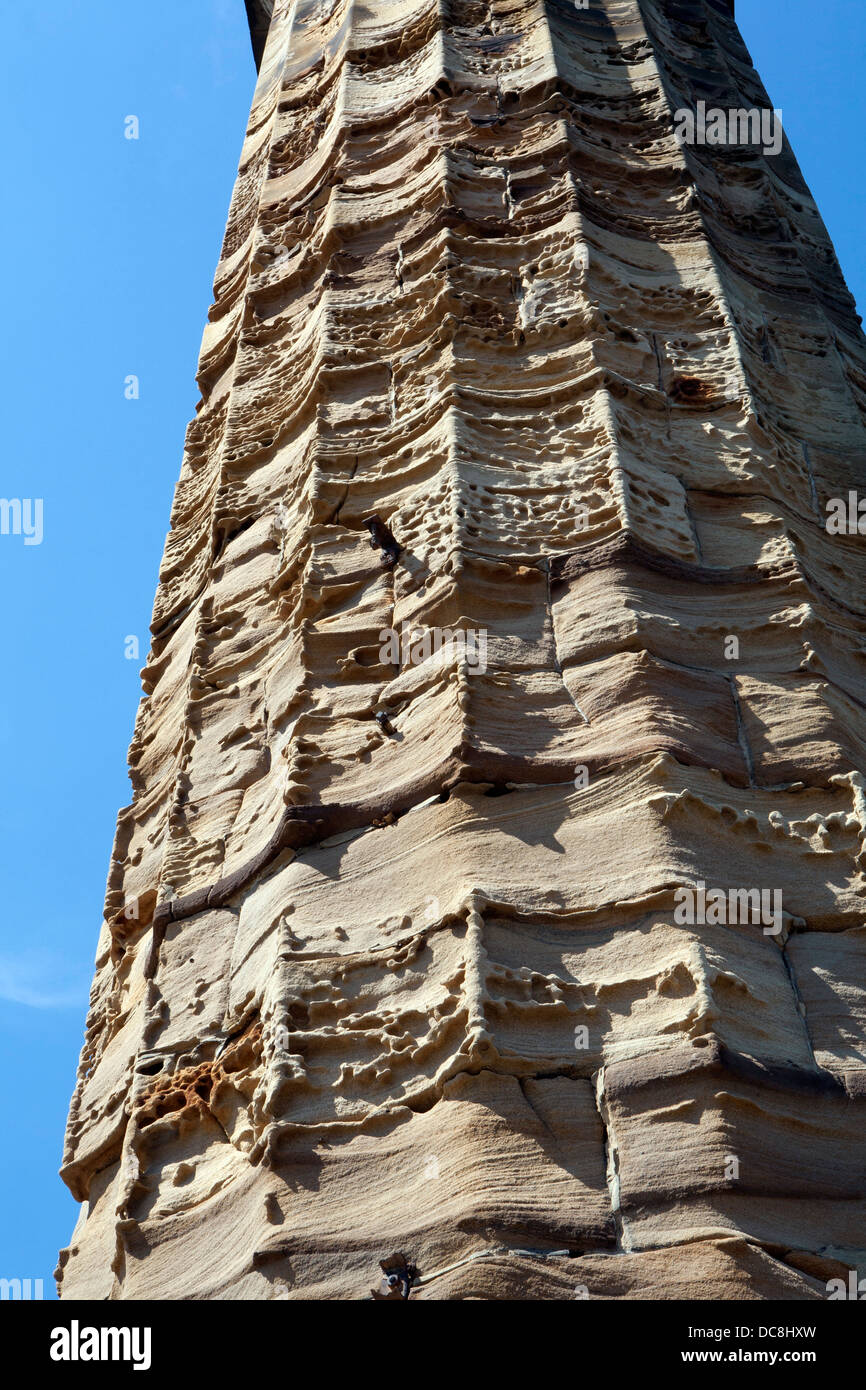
59 0 866 1301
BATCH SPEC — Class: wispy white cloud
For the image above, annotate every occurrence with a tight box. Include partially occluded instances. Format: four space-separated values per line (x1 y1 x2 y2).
0 951 89 1009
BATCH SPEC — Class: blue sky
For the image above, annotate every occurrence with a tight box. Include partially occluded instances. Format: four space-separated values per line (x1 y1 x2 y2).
0 0 863 1297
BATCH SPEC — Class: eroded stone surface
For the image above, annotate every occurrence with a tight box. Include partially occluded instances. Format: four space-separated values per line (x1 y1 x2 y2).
60 0 866 1300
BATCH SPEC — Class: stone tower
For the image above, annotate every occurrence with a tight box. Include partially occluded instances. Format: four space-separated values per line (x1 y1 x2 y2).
59 0 866 1300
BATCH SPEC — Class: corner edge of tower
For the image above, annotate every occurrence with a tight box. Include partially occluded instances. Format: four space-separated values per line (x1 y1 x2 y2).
244 0 274 70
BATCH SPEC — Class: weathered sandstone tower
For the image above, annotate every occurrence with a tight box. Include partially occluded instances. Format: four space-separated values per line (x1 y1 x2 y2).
60 0 866 1300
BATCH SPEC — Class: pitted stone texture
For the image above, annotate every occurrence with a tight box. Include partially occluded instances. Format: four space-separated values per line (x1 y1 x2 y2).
61 0 866 1300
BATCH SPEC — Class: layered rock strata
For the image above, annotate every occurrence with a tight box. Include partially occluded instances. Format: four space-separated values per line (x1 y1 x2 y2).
60 0 866 1300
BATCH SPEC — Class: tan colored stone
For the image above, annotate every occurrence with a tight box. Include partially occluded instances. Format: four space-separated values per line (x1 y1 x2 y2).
60 0 866 1300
